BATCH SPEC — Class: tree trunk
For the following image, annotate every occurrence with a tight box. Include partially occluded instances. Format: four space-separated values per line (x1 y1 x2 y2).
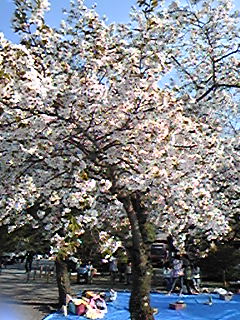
222 269 227 287
55 255 71 307
129 247 154 320
119 193 155 320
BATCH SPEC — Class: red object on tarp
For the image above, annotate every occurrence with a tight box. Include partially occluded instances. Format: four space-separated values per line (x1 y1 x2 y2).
169 302 186 310
76 303 87 315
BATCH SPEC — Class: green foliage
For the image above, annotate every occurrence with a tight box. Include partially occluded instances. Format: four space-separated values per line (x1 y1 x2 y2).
144 222 156 243
74 228 105 264
115 247 128 263
0 70 11 80
200 244 240 281
137 0 159 11
137 0 158 7
0 224 50 256
0 226 10 256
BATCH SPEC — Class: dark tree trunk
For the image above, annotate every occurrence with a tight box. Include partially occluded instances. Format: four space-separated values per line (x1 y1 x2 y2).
119 193 155 320
129 247 154 320
55 255 71 307
222 269 227 287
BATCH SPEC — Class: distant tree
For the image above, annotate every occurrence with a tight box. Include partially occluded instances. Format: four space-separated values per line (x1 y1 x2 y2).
200 244 240 285
0 223 50 257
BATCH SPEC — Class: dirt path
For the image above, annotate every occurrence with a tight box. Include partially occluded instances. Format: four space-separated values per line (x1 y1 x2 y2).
0 268 58 320
0 265 163 319
0 267 132 320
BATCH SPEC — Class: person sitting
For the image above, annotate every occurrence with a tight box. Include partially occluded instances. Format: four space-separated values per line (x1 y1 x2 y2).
76 261 89 284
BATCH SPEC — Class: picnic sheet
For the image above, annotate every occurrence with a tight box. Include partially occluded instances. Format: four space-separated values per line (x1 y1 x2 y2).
44 292 240 320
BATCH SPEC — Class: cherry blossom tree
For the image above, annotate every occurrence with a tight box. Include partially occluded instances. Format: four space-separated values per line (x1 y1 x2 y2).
0 0 239 319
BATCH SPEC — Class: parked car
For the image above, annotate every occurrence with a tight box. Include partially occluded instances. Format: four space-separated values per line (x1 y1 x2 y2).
150 242 168 268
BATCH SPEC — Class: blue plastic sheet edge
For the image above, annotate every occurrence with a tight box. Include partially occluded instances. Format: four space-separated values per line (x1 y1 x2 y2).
43 292 240 320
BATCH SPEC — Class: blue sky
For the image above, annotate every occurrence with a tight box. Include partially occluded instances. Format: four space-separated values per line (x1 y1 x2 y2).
1 0 240 42
0 0 136 42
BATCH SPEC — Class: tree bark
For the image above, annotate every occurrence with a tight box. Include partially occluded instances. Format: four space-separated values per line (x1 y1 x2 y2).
119 193 155 320
129 247 154 320
222 269 227 287
55 255 72 307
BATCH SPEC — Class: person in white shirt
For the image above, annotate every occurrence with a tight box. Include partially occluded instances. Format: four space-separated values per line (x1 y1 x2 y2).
168 255 184 295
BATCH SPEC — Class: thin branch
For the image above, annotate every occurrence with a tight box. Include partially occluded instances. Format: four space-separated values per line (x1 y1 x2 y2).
174 144 197 149
215 45 240 63
171 56 203 89
196 84 216 102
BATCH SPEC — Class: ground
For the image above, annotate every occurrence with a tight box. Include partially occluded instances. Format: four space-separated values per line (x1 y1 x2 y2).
0 267 58 320
0 263 136 320
0 263 235 320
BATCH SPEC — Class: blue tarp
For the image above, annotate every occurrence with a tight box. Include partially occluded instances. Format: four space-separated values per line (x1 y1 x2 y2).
44 292 240 320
